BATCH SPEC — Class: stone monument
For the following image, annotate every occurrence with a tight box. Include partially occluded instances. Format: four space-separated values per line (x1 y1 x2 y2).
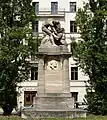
22 19 86 118
35 19 74 110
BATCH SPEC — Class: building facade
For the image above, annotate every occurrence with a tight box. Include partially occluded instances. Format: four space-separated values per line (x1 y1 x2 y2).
17 0 89 109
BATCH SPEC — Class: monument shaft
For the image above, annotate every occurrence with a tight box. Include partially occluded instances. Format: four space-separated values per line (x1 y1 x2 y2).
38 54 70 94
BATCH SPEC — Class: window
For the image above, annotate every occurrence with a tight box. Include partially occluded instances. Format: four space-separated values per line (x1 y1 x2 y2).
24 91 37 106
31 67 38 80
71 92 78 102
70 2 76 12
33 2 39 14
71 67 78 80
51 2 58 14
70 21 77 33
33 21 38 33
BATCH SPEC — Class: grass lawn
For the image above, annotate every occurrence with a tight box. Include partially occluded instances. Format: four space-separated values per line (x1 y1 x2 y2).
0 115 107 120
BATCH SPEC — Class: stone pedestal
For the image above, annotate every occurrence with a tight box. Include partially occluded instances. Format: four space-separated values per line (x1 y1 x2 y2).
22 45 86 119
22 45 87 119
33 45 74 110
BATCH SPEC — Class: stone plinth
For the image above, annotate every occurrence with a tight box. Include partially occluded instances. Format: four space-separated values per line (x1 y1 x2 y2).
22 45 87 119
33 93 74 110
22 109 86 119
33 45 74 112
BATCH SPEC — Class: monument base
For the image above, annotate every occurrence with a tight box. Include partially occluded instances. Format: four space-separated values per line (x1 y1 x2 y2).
21 93 86 119
33 93 74 110
22 109 87 119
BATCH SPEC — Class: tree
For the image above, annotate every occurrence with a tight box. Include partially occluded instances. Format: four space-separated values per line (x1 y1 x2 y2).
0 0 37 115
71 0 107 115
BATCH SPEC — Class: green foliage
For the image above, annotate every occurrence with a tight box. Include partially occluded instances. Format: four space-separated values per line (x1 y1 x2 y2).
72 0 107 115
0 0 39 113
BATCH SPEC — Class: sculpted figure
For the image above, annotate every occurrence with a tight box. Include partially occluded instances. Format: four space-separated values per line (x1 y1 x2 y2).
42 19 54 36
41 19 65 46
